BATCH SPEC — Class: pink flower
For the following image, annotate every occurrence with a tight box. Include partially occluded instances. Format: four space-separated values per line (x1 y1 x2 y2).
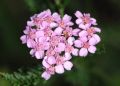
75 11 97 29
53 13 73 35
77 41 97 57
79 27 101 44
20 27 36 48
73 25 101 57
41 66 55 80
65 44 78 56
53 13 73 28
55 55 73 74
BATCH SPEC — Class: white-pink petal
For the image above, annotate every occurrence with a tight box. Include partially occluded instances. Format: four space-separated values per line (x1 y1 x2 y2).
47 56 56 65
79 48 88 57
42 21 49 28
63 61 73 70
67 37 75 45
41 71 51 80
64 52 72 61
80 36 88 42
66 22 74 26
72 48 79 56
52 12 61 22
88 46 96 53
55 64 64 74
89 37 97 45
57 43 66 52
75 11 83 18
93 34 101 43
94 27 101 33
50 22 58 28
30 49 35 56
46 9 51 15
36 30 44 38
27 21 34 26
76 19 82 24
91 18 97 25
79 30 88 37
79 24 86 30
27 39 35 48
72 28 80 36
35 51 44 59
42 57 50 68
20 35 27 44
63 14 71 23
74 40 83 48
54 27 63 35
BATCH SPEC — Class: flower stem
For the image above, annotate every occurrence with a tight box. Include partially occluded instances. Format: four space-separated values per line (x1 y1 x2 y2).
55 0 64 16
0 72 4 77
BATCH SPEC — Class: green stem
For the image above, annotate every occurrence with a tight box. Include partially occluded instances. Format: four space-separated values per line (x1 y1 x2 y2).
55 0 64 16
0 72 4 77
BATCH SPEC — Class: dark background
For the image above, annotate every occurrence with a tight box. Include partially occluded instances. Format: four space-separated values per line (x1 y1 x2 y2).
0 0 120 86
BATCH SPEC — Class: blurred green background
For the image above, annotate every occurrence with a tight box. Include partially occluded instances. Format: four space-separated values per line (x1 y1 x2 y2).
0 0 120 86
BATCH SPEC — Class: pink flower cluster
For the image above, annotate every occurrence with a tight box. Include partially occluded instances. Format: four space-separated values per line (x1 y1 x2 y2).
20 9 101 80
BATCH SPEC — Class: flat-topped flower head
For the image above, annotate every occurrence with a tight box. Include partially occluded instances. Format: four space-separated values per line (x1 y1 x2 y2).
20 9 101 80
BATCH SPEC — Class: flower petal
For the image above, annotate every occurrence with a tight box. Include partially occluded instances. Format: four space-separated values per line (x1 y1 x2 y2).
72 28 80 36
79 24 86 29
50 22 58 28
94 27 101 33
91 18 97 25
79 48 88 57
63 61 73 70
74 40 83 48
75 11 83 18
27 39 35 48
27 21 34 26
42 57 50 68
55 64 64 74
93 34 101 43
88 46 96 53
35 51 44 59
20 35 27 44
67 37 75 45
76 19 82 24
52 12 61 22
57 43 66 52
64 52 72 61
41 71 51 80
89 37 97 45
36 30 44 38
79 30 88 37
80 36 88 42
30 49 35 56
63 14 71 23
47 56 56 65
54 27 63 35
72 48 79 56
